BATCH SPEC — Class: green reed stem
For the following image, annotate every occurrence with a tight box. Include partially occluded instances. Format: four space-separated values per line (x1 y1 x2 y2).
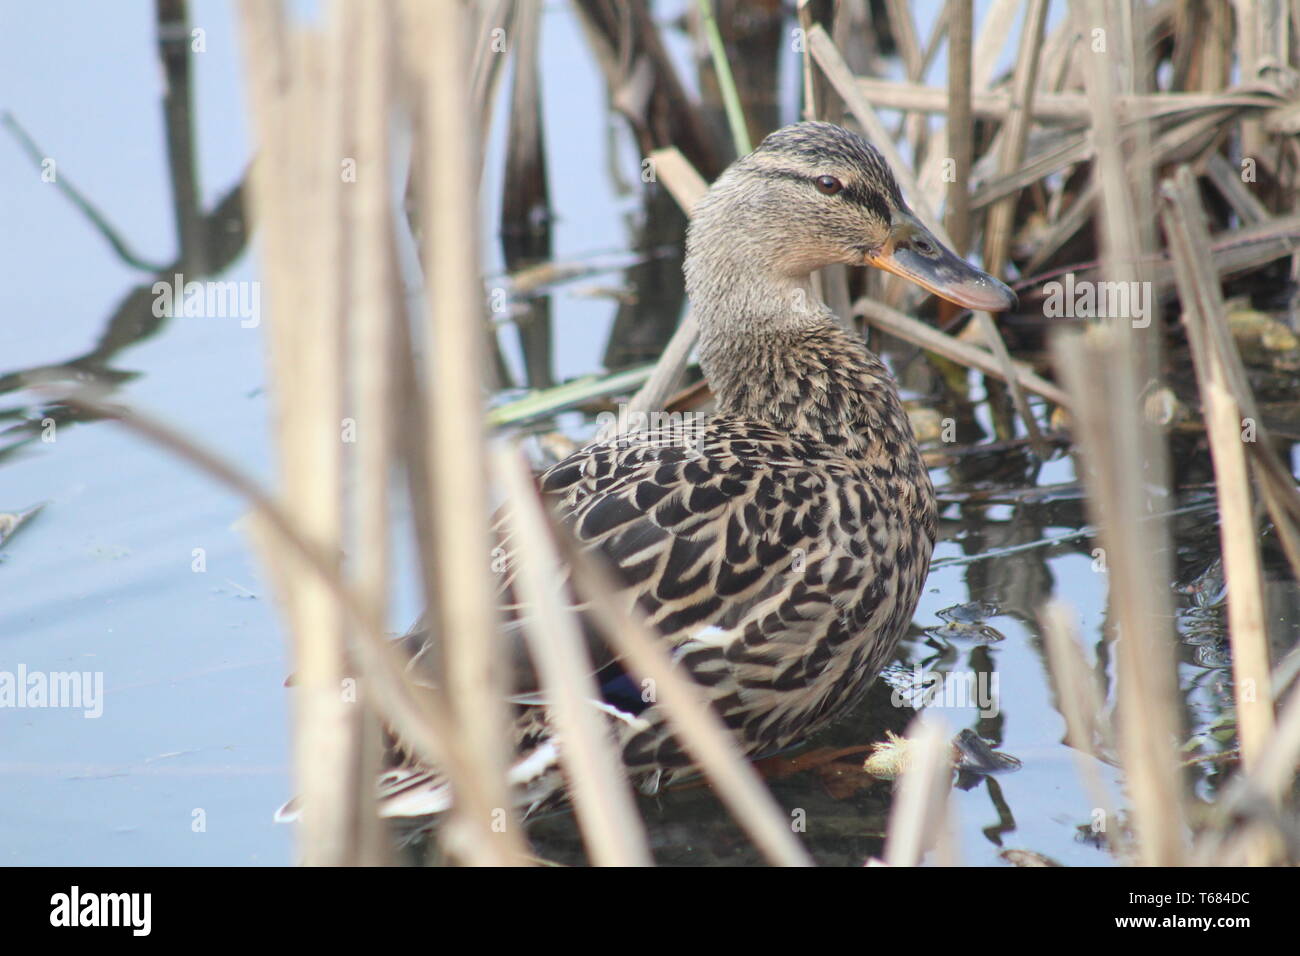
695 0 751 155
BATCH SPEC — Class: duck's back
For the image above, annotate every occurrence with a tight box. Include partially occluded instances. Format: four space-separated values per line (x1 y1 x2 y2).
528 405 935 784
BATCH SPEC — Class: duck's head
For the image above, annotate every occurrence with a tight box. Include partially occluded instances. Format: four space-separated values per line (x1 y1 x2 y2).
686 121 1016 314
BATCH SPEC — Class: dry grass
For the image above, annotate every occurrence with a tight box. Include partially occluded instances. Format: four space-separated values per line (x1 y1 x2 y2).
230 0 1300 867
58 0 1299 865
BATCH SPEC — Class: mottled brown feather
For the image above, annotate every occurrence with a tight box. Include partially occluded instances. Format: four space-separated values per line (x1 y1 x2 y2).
372 123 941 820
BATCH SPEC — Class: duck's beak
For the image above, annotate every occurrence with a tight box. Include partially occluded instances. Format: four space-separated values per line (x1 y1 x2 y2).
865 212 1017 312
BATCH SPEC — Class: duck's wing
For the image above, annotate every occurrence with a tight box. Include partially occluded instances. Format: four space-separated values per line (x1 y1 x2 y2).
398 417 843 677
372 418 862 816
527 418 855 691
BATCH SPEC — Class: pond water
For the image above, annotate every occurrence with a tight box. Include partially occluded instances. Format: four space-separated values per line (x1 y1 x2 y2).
2 1 1293 867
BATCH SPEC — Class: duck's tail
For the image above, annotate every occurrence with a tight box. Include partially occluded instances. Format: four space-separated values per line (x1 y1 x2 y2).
272 739 566 825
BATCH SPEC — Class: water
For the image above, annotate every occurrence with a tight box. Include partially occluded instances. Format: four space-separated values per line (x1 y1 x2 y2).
2 1 1294 867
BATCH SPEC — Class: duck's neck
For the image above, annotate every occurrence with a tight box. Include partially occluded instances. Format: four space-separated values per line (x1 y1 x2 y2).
691 272 916 457
701 319 913 455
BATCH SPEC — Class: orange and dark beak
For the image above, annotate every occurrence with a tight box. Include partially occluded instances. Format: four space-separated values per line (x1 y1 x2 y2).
865 212 1017 312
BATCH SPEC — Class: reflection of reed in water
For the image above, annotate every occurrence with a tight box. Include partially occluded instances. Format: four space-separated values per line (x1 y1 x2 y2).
0 0 250 460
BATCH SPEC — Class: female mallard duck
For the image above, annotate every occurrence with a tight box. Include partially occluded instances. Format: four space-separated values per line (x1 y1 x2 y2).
376 121 1015 818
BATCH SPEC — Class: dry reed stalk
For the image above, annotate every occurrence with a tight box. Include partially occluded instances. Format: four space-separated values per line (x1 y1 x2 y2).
405 0 526 865
348 0 397 667
646 146 708 216
915 2 950 79
1059 2 1189 867
851 80 1282 123
1158 168 1276 773
966 0 1051 456
469 0 517 144
1040 600 1125 856
1039 213 1300 310
1204 377 1275 733
884 0 930 161
1237 0 1265 158
626 319 698 422
494 447 652 866
238 0 538 865
548 523 813 866
972 95 1285 213
913 0 1018 218
1158 172 1300 584
967 308 1047 452
853 297 1071 408
236 1 369 866
571 0 723 178
1036 12 1080 97
1051 326 1187 866
406 2 514 236
1014 105 1265 275
981 0 1047 276
1205 152 1272 225
971 129 1093 209
944 0 973 258
882 716 956 867
797 0 819 123
500 0 552 390
341 0 401 866
1201 676 1300 864
1071 0 1160 368
624 148 708 422
1075 0 1162 301
52 379 500 857
884 0 922 81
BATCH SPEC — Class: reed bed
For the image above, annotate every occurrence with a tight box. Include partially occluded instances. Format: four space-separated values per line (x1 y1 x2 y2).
59 0 1299 866
228 0 817 866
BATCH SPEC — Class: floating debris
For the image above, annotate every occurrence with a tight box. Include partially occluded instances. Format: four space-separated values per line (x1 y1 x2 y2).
0 502 45 551
863 729 1020 780
1177 559 1227 608
1227 300 1300 371
926 601 1006 643
1192 642 1233 669
925 620 1006 645
1142 384 1189 429
1000 849 1062 867
953 729 1022 775
569 284 638 305
905 405 946 444
936 601 1000 623
862 731 914 780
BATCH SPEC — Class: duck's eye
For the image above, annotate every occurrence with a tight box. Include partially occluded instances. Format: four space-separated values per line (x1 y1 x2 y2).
814 175 843 196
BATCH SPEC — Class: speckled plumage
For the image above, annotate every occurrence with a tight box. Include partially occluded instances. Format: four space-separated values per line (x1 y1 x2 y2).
534 330 936 782
361 123 1018 822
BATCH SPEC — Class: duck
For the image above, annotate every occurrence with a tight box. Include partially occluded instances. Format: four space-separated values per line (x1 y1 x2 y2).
370 121 1017 821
